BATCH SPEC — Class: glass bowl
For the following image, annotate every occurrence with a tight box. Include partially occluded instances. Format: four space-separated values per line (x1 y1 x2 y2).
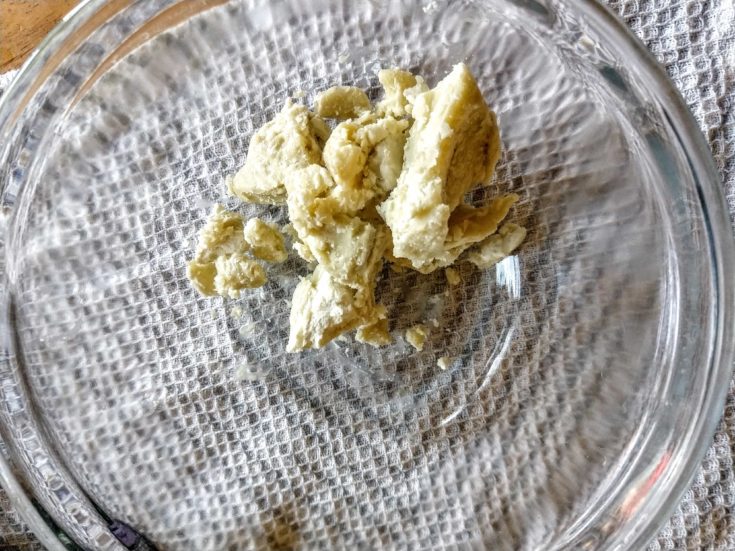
0 0 733 549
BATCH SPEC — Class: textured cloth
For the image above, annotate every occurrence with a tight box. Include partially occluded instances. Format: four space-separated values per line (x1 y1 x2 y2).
0 0 734 549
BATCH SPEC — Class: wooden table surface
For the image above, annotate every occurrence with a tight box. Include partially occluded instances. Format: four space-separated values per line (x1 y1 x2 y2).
0 0 79 73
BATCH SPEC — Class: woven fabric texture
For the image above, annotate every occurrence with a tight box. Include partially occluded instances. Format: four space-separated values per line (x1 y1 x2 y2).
0 0 733 549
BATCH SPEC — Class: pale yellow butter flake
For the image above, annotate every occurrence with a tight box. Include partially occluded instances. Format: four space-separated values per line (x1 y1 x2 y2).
405 324 429 351
187 205 267 298
377 68 419 117
444 194 519 252
402 76 429 114
243 218 288 263
355 305 392 347
193 204 247 262
187 260 218 296
284 164 388 277
377 68 429 117
302 217 388 290
322 120 372 209
284 221 318 263
365 133 406 196
293 240 317 264
285 165 337 234
467 222 527 268
213 253 267 299
445 267 461 286
315 86 371 119
437 356 452 370
287 266 378 351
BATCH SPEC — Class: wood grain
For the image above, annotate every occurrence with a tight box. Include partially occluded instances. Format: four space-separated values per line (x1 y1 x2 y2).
0 0 79 72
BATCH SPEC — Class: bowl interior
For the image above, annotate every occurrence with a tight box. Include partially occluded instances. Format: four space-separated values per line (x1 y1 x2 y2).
2 0 722 549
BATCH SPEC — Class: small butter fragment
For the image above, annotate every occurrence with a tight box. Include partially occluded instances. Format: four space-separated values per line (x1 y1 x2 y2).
229 101 328 204
355 305 392 346
445 195 519 251
377 68 419 117
302 217 388 290
293 240 317 263
445 267 461 286
285 165 337 234
187 260 218 296
214 253 267 299
192 204 247 262
405 324 429 351
287 266 378 351
284 165 390 290
243 218 287 263
187 205 268 298
437 356 452 370
315 86 371 119
402 76 429 115
467 222 527 268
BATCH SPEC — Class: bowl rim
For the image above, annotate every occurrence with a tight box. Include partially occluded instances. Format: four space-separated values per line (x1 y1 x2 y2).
567 1 735 548
0 0 733 549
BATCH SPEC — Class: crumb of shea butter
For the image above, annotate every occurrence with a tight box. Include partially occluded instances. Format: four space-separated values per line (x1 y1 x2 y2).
445 267 461 286
437 356 452 370
187 205 285 299
287 265 383 351
355 305 392 346
213 253 266 299
377 68 424 117
467 222 527 268
405 324 429 351
315 86 371 119
187 205 259 298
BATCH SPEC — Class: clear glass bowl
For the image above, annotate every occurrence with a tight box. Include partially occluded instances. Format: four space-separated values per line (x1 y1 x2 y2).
0 0 732 549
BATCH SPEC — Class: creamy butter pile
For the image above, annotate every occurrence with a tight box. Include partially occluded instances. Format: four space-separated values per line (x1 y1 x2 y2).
188 64 525 352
